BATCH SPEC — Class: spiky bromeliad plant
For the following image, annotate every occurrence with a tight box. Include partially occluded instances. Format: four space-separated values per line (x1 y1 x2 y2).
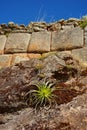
26 81 56 108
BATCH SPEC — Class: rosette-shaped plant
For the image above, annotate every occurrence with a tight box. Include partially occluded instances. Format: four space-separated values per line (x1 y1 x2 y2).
26 81 56 108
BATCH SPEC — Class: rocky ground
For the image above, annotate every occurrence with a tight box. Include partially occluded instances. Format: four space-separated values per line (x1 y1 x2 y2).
0 53 87 130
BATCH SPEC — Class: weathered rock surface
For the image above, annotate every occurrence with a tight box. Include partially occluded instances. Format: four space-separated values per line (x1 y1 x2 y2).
72 47 87 67
84 26 87 46
0 53 80 110
47 22 61 31
51 27 83 51
5 33 31 53
11 53 29 65
0 54 87 129
28 31 51 52
0 93 87 130
9 53 41 67
0 54 12 68
0 35 6 54
61 24 74 30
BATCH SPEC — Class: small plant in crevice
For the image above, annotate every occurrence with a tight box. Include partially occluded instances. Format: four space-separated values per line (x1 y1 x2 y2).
79 15 87 29
4 31 10 37
38 73 46 79
80 20 87 29
66 64 73 70
35 63 44 73
25 81 57 109
39 52 57 60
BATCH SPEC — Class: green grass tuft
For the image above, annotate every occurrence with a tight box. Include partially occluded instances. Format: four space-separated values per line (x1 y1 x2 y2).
80 15 87 29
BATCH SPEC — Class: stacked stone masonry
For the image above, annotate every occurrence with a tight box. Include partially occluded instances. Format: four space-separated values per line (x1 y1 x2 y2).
0 18 87 68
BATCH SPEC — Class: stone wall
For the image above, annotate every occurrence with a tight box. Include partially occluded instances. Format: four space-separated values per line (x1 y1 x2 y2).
0 18 87 68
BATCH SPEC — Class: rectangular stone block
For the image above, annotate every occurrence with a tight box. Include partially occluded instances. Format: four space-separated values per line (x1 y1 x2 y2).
11 53 30 65
0 54 12 68
0 35 6 54
28 31 51 53
5 33 31 53
51 27 83 51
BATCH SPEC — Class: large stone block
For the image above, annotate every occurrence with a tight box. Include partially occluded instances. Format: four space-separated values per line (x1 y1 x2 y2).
11 53 29 65
28 31 51 52
72 47 87 67
0 35 6 54
0 54 12 68
5 33 31 53
51 27 83 51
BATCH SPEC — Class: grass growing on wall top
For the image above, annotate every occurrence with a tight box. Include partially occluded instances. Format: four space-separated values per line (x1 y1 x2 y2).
80 15 87 29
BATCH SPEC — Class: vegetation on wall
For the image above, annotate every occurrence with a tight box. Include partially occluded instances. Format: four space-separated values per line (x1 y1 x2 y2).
25 81 57 108
80 15 87 29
